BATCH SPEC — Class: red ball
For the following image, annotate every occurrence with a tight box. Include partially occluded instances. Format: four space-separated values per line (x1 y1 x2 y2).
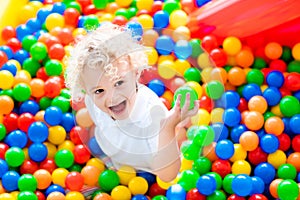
284 72 300 91
20 160 39 174
209 48 227 67
48 43 65 60
3 112 19 133
248 147 268 165
199 95 214 112
64 8 80 27
211 159 231 178
0 50 8 67
35 190 46 200
18 113 35 132
186 188 206 200
228 194 246 200
0 143 9 159
201 35 219 53
279 86 292 97
6 37 22 52
44 77 62 98
261 68 272 81
77 0 91 8
151 1 163 15
112 16 128 26
269 59 287 72
83 4 97 15
238 97 248 112
73 144 91 164
136 9 151 16
44 35 61 49
57 28 74 46
70 126 86 145
39 158 57 173
65 171 84 191
248 194 268 200
36 67 49 82
277 133 291 151
148 183 166 197
160 97 171 110
1 26 16 41
292 135 300 152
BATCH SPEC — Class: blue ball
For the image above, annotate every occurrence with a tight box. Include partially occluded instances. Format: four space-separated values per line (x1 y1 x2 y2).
77 16 86 28
166 184 186 200
4 130 28 148
196 175 216 196
45 184 65 196
250 176 265 195
211 122 229 142
33 30 47 39
260 134 279 154
13 49 29 65
88 137 104 156
1 171 20 192
290 114 300 134
26 18 42 33
28 143 48 162
256 128 266 139
51 2 66 15
1 62 17 76
132 194 148 200
37 7 51 24
297 172 300 182
28 121 49 143
230 124 248 143
262 87 281 106
153 11 169 29
254 162 276 184
282 117 292 135
294 90 300 101
215 139 234 160
60 112 75 132
137 171 156 186
16 24 32 41
174 40 192 60
0 159 9 178
148 79 165 97
125 21 143 41
44 106 63 126
242 83 262 101
266 70 284 88
222 108 241 127
221 90 240 108
196 0 211 7
19 100 40 115
0 45 13 59
231 174 252 197
155 35 175 55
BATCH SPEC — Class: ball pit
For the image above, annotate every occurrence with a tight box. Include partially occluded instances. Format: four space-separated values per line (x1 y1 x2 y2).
0 0 300 199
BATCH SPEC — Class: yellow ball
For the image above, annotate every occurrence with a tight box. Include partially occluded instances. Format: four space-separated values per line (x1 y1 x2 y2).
7 60 21 71
191 108 210 125
14 70 31 86
0 70 14 89
227 55 237 66
0 193 14 200
115 0 133 7
136 0 154 11
111 185 132 200
65 191 85 200
292 43 300 61
99 13 114 22
72 28 87 37
58 140 75 151
45 13 65 31
231 160 251 175
271 104 283 117
44 142 57 159
10 191 19 199
19 4 36 24
229 144 247 162
161 90 174 103
197 53 213 69
48 125 67 145
180 158 193 172
158 55 174 64
128 177 148 195
86 158 105 172
52 168 69 187
172 26 191 42
223 36 242 56
210 108 224 123
137 14 154 29
201 67 213 83
156 176 178 190
158 60 177 79
28 1 44 14
268 150 287 169
23 147 29 160
185 81 202 99
117 165 136 186
145 47 158 66
170 10 188 29
260 84 268 92
174 59 191 76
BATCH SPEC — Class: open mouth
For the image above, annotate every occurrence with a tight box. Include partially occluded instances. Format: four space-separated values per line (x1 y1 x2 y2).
109 100 127 115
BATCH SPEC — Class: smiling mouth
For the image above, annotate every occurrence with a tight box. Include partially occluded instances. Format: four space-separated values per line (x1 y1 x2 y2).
109 100 127 115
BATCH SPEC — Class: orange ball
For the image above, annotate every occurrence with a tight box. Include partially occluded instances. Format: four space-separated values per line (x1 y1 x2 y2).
30 78 45 98
287 152 300 172
228 67 246 86
235 49 254 68
210 67 227 84
81 165 101 186
243 111 264 131
265 42 282 60
0 95 14 115
269 179 282 198
203 142 218 162
239 131 259 151
264 116 284 136
34 169 52 190
248 95 268 114
93 193 113 200
46 192 66 200
76 108 94 127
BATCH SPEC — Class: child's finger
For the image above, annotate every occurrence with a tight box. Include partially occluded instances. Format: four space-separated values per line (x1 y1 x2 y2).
181 92 190 113
174 94 182 112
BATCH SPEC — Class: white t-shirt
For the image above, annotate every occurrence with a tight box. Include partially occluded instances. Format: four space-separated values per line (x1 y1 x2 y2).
85 84 168 172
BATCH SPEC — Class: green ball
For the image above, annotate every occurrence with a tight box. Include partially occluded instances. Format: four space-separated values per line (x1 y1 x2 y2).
192 125 215 147
17 191 38 200
205 80 224 100
54 149 74 168
186 125 200 140
183 67 201 82
51 96 70 113
263 111 275 121
63 0 75 4
207 172 222 190
30 42 48 61
115 8 130 20
162 0 181 14
277 179 299 200
127 7 138 19
222 174 235 194
66 1 82 13
189 39 203 58
277 163 297 180
45 59 63 76
178 169 200 191
246 69 264 85
22 35 37 52
281 46 292 62
152 195 168 200
173 86 198 110
69 164 83 172
12 83 31 102
22 58 41 77
84 15 99 31
0 123 7 141
92 0 108 9
279 95 300 117
39 97 52 110
288 60 300 73
5 147 25 167
192 156 211 175
223 65 232 72
98 170 120 192
252 57 267 69
180 141 200 160
60 88 71 99
0 89 13 97
236 85 245 97
91 190 104 199
207 190 226 200
18 174 38 192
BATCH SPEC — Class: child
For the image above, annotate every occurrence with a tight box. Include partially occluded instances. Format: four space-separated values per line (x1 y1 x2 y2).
65 23 199 182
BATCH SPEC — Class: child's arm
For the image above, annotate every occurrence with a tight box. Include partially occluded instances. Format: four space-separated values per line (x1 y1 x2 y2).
153 93 199 182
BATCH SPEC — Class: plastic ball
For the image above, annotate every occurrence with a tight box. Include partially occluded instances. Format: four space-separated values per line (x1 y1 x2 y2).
76 107 94 127
279 95 300 117
2 171 20 192
0 159 9 179
80 165 101 186
111 185 131 200
262 87 281 106
211 159 231 179
223 36 242 56
45 184 65 197
178 169 200 191
246 69 264 85
17 191 38 200
210 48 228 67
12 83 31 102
196 175 216 196
231 174 252 197
54 149 74 168
45 13 65 31
173 85 198 109
99 170 120 192
248 95 267 114
27 121 48 143
254 162 276 185
73 144 90 164
18 174 37 192
243 111 264 131
33 169 52 190
65 171 84 191
153 10 169 29
239 131 259 151
51 168 69 188
223 108 241 127
28 143 48 162
265 42 282 60
0 95 14 115
45 59 63 76
215 139 234 160
47 125 66 145
228 67 246 86
174 39 192 60
29 42 48 61
266 70 284 88
235 49 254 68
206 81 224 100
277 179 299 200
65 191 85 200
5 147 25 167
46 191 65 200
128 176 148 195
155 35 174 55
0 70 14 90
268 150 287 169
277 163 297 180
184 67 201 83
147 79 165 97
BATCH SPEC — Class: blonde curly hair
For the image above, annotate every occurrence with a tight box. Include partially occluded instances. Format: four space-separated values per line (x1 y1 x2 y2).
65 23 149 102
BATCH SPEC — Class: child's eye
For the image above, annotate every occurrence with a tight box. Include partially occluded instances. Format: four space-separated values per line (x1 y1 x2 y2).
94 89 104 94
115 80 124 87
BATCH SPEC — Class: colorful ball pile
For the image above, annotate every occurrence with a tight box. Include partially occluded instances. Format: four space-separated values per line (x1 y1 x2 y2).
0 0 300 199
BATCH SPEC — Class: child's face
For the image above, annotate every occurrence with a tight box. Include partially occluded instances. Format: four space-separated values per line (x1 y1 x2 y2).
82 56 138 120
